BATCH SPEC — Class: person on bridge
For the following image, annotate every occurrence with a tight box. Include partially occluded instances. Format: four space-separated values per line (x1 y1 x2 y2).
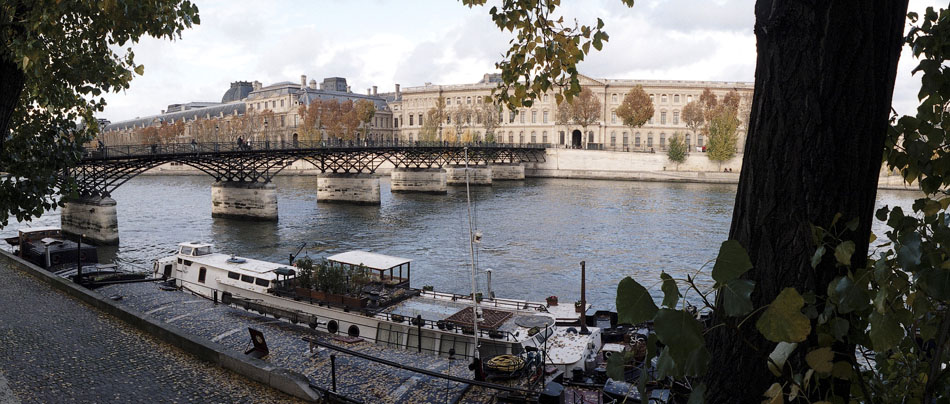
191 138 198 154
237 136 243 151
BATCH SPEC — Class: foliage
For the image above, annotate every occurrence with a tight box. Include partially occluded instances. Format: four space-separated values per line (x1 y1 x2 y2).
0 0 199 227
295 257 314 289
606 8 950 403
353 99 376 140
477 101 501 141
449 103 473 142
298 99 326 141
667 132 687 164
568 88 601 131
421 108 441 142
460 0 633 110
616 85 653 130
682 101 704 137
706 104 740 163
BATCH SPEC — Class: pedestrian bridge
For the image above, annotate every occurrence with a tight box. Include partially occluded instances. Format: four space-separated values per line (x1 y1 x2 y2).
64 141 546 244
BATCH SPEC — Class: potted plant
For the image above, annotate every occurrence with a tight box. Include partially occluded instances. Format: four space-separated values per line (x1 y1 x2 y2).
391 314 405 323
294 258 314 299
575 300 585 313
546 295 558 306
474 292 483 303
422 285 434 292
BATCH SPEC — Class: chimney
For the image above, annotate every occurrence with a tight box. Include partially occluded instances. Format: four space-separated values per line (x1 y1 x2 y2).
309 79 317 90
301 75 307 87
395 83 401 99
367 88 371 95
253 80 262 90
347 85 352 93
372 86 378 96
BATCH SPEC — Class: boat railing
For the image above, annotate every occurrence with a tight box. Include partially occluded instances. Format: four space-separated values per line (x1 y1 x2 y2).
419 289 546 312
373 310 521 343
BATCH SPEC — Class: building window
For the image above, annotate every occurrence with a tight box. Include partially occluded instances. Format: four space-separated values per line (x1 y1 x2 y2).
588 132 594 143
542 131 548 144
687 95 693 103
686 134 691 149
466 96 471 104
409 133 414 142
509 110 516 123
543 110 549 123
394 117 399 128
543 94 549 103
673 111 679 125
530 131 536 143
649 116 654 125
660 133 666 149
446 98 451 105
559 131 565 144
635 133 641 147
509 132 514 143
611 110 617 124
520 111 525 124
698 134 704 147
409 115 414 126
531 110 537 123
660 111 667 125
649 94 654 103
674 94 680 103
623 132 629 146
612 93 618 103
418 114 423 126
280 115 286 127
661 94 668 103
456 97 461 104
280 99 285 107
610 131 616 146
647 134 653 147
519 131 524 143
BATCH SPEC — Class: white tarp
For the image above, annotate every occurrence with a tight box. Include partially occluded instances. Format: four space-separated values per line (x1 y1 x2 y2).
326 250 412 270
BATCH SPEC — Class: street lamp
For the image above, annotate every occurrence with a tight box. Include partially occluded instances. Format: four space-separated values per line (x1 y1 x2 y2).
263 119 268 150
214 124 219 152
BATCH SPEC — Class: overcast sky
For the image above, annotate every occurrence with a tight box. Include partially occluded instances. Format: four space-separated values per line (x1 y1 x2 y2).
100 0 941 122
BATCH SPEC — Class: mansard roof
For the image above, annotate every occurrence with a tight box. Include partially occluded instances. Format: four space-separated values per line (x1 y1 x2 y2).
103 102 246 132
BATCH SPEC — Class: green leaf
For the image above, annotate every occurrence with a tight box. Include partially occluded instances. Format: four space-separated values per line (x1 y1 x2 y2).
756 288 811 343
896 231 922 270
805 347 834 373
654 308 708 376
655 347 675 378
720 279 755 317
605 350 627 381
660 272 680 308
767 342 798 376
811 245 825 269
830 276 869 314
687 383 706 404
845 217 860 231
831 361 852 380
869 311 903 352
134 64 145 75
830 317 849 340
711 240 753 285
616 276 658 325
834 241 855 266
918 267 950 300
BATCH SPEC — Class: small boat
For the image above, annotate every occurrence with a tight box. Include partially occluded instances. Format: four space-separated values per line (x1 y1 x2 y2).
153 243 603 375
4 227 98 269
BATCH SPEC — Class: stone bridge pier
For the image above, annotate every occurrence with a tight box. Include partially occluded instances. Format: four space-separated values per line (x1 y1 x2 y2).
61 195 120 245
445 165 492 186
491 163 525 180
317 174 381 204
390 168 447 194
211 181 278 220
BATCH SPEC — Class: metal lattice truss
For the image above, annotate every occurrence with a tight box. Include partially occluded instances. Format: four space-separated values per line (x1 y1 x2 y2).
68 146 545 196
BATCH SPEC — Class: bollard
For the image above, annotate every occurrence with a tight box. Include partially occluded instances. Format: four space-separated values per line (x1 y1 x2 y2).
330 354 337 392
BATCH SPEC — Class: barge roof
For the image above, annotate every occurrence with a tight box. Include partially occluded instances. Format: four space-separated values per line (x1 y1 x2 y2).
327 251 412 270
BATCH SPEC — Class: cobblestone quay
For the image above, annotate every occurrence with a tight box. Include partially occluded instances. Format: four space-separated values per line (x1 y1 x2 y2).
0 259 301 404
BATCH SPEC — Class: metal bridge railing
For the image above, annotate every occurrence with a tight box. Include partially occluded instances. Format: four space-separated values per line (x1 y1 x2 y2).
83 140 546 160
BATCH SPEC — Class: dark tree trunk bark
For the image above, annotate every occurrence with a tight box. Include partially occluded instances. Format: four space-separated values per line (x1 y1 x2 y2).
705 1 907 402
0 57 26 156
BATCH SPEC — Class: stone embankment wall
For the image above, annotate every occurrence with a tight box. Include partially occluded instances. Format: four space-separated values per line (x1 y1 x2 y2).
138 149 920 190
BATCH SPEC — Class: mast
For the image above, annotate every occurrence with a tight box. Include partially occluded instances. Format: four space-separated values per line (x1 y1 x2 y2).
464 147 480 360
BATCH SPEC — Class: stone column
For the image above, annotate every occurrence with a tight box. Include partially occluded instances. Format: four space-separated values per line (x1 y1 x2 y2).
445 165 492 186
490 163 525 180
211 181 278 220
391 168 447 194
61 196 119 245
317 174 381 204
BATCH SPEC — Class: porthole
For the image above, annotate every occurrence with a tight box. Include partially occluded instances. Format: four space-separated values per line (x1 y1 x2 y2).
348 325 360 337
327 320 339 334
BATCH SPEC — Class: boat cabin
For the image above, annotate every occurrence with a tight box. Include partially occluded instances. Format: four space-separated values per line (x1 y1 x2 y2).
326 251 412 288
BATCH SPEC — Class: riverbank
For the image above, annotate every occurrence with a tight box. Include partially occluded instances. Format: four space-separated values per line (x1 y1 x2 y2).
141 148 921 191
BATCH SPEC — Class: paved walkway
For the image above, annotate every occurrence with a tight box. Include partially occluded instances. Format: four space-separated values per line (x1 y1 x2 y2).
0 259 301 404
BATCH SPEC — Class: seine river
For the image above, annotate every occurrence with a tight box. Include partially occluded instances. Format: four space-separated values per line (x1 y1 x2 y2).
1 175 921 310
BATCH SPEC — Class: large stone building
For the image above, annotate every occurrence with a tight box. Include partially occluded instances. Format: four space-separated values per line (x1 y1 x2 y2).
391 73 753 152
100 73 752 152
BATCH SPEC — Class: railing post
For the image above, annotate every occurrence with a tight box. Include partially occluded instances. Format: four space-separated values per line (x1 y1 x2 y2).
330 354 337 392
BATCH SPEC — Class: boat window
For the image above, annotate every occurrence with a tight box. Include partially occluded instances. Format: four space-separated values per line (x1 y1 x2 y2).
228 272 240 280
255 278 269 287
193 246 212 256
533 327 554 344
183 260 192 266
180 247 194 256
241 275 254 283
198 267 207 283
177 258 182 264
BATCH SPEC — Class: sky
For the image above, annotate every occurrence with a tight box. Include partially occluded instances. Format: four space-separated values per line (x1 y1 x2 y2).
100 0 942 122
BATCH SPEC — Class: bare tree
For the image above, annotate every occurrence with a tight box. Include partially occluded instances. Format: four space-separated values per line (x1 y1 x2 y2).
449 103 473 143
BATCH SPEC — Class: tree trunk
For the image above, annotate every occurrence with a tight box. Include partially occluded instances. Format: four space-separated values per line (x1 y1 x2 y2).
0 57 26 156
705 1 907 402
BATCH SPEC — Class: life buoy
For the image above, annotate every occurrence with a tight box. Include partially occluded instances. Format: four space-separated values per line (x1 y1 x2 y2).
327 320 339 334
51 254 62 265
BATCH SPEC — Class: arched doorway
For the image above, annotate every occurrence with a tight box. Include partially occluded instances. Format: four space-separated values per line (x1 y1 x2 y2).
571 130 582 149
292 133 298 148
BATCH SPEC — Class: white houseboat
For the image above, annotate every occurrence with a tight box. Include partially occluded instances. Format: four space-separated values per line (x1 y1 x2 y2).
154 242 602 373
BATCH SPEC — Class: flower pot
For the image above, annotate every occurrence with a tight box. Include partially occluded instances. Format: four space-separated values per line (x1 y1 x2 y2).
575 303 584 313
546 296 558 306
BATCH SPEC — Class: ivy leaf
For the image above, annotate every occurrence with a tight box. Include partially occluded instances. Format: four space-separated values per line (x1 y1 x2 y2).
811 245 826 269
896 231 922 270
829 276 870 314
687 383 706 404
767 342 798 376
720 279 755 317
869 311 903 352
834 241 855 266
660 272 680 308
134 64 145 75
830 317 849 340
918 267 950 300
655 346 675 378
605 350 627 381
616 276 658 325
711 240 753 285
756 288 811 343
805 347 834 373
763 383 784 404
832 361 852 380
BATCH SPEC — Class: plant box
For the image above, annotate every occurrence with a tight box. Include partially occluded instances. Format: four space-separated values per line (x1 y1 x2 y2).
311 290 327 301
326 293 344 305
343 296 367 309
295 287 311 299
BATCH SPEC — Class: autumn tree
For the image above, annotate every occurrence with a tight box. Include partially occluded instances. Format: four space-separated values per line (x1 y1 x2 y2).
420 108 440 142
682 101 704 141
706 103 740 165
449 103 473 143
466 0 912 402
477 100 501 143
615 85 653 132
258 109 276 142
570 88 601 144
0 1 199 226
298 99 326 142
353 99 376 142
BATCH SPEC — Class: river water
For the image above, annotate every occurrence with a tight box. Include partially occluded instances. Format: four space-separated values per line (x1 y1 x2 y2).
1 175 921 310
